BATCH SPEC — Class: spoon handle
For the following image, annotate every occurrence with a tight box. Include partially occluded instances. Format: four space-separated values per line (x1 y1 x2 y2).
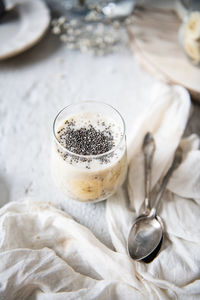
153 146 183 211
142 132 156 213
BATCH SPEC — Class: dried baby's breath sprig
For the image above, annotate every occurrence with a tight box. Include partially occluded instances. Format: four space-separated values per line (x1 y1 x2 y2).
51 3 130 56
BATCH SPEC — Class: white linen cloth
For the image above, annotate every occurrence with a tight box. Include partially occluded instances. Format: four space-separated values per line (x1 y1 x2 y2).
0 83 200 300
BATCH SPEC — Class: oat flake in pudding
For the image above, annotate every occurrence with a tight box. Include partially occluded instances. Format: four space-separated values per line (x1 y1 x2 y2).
51 102 127 202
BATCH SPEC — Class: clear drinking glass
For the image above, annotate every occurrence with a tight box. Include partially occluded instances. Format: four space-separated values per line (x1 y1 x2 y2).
51 102 127 203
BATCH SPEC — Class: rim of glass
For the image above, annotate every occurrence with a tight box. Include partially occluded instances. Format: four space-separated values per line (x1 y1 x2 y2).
53 101 126 159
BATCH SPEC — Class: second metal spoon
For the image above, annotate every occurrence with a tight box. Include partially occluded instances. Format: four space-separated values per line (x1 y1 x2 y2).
128 133 183 261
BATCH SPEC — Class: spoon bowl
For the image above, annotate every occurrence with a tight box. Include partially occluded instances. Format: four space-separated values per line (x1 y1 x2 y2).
128 214 163 260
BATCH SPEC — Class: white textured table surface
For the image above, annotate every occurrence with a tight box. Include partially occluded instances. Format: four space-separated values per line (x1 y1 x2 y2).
0 31 199 249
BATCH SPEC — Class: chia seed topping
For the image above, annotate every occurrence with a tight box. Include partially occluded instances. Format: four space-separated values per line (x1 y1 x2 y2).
57 119 115 156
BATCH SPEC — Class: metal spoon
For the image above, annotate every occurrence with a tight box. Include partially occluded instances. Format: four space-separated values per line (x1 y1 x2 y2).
128 134 183 261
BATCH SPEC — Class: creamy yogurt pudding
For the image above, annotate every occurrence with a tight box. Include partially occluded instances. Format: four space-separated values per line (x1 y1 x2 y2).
51 104 127 202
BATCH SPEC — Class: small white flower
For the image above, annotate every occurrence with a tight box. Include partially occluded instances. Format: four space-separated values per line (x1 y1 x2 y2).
70 19 78 27
58 16 66 25
60 34 68 42
67 28 74 35
52 26 61 35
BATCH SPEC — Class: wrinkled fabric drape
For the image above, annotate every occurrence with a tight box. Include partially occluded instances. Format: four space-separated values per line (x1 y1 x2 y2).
0 84 200 300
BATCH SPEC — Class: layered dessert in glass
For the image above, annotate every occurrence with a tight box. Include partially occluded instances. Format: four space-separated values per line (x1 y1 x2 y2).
51 102 127 202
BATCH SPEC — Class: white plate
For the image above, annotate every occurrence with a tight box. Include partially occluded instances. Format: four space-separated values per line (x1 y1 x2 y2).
0 0 50 60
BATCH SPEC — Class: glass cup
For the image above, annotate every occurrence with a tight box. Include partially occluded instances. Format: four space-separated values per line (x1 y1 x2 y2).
51 101 127 203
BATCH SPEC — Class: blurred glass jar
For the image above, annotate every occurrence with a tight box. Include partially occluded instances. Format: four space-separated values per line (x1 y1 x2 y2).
47 0 135 19
179 0 200 66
